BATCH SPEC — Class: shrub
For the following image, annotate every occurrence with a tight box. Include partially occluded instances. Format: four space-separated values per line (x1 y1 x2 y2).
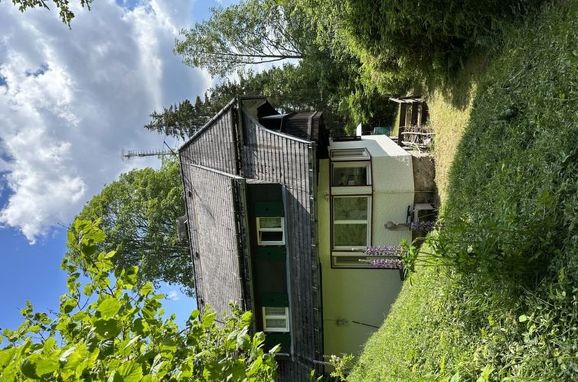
0 220 278 382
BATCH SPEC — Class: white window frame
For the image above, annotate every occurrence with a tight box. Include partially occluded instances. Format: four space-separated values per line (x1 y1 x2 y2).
256 217 285 246
262 307 290 332
332 195 372 250
331 161 372 186
330 148 370 161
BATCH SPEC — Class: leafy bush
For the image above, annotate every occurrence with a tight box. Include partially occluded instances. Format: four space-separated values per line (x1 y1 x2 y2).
0 220 278 381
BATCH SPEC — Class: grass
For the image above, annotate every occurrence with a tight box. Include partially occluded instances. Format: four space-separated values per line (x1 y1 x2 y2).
348 1 578 381
427 91 472 203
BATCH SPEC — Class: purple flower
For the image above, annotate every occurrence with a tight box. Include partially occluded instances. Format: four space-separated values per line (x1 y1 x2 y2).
410 221 438 232
365 245 404 257
364 246 405 269
370 258 403 269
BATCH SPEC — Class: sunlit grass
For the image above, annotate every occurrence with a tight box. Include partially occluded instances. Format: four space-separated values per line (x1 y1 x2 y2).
427 91 473 204
349 1 578 380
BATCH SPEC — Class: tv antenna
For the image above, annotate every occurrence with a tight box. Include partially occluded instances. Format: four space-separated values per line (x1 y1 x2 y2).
122 141 177 161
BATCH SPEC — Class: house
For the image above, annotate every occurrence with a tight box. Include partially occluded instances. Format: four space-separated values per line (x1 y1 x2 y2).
178 97 435 381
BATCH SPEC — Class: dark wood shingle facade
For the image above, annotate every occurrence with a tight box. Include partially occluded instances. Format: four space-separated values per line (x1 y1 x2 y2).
179 97 325 381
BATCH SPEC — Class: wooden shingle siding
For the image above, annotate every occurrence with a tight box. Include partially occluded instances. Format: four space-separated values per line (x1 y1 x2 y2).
181 163 246 317
180 104 238 175
277 359 317 382
242 111 321 378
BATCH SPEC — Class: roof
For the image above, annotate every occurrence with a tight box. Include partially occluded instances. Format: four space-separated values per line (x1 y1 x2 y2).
330 134 410 158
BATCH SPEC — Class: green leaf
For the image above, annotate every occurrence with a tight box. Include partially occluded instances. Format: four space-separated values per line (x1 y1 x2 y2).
123 267 139 289
59 343 86 372
36 357 59 377
133 318 148 336
42 337 57 353
476 365 494 382
0 347 16 369
19 352 58 379
97 297 121 320
518 314 528 322
150 356 166 377
246 356 263 376
450 371 461 382
117 361 143 382
201 310 216 329
138 282 154 297
241 311 252 324
94 319 122 339
107 370 123 382
99 339 115 358
62 297 77 314
104 250 116 259
20 358 39 379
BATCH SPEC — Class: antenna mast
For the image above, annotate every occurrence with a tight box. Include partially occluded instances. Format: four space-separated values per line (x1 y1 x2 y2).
122 141 178 161
122 149 173 160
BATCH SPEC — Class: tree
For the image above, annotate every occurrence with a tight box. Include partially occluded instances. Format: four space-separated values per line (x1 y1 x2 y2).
293 0 547 92
144 79 261 139
8 0 93 26
170 0 401 135
69 160 194 295
146 63 397 138
0 219 278 381
175 0 306 77
145 98 208 140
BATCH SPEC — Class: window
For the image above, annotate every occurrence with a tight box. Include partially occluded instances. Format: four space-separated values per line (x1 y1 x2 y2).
332 196 371 249
330 148 369 161
262 307 290 332
257 217 285 245
332 162 371 186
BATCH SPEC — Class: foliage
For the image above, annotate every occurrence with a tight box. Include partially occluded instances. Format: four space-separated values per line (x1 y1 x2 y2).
145 98 209 140
146 61 396 138
8 0 92 26
0 219 278 381
294 0 548 94
70 161 194 295
348 1 578 380
169 0 399 135
327 354 356 381
175 0 305 77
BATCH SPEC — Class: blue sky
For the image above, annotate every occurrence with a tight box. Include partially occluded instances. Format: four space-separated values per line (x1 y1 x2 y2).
0 0 236 330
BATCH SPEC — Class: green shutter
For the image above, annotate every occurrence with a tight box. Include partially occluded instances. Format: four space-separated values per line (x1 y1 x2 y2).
255 246 286 260
264 333 291 353
255 201 284 217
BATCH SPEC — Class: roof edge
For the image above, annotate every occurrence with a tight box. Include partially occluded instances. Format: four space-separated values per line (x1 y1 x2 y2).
178 97 238 153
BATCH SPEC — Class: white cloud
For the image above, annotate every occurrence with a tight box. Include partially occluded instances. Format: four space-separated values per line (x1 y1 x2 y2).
166 290 180 301
0 0 212 242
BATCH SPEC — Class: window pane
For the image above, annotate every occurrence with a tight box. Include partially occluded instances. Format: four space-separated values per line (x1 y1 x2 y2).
259 217 282 229
264 307 287 316
265 318 287 329
330 148 369 160
334 224 367 246
260 231 283 242
333 197 368 220
332 166 367 186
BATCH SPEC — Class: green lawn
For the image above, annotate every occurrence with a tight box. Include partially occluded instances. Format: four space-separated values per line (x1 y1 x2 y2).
348 1 578 381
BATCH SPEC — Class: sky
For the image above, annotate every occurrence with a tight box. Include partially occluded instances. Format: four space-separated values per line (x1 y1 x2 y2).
0 0 235 330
